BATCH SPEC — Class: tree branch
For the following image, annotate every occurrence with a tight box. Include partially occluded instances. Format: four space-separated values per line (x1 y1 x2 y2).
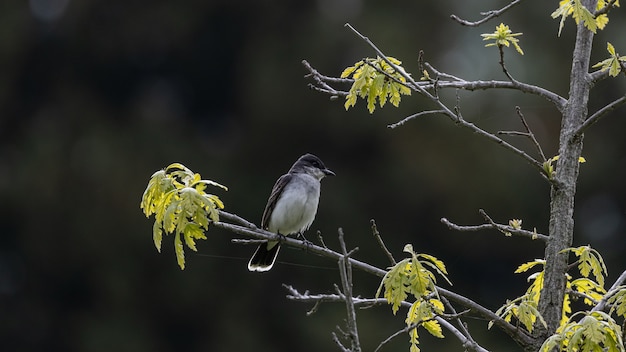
450 0 526 27
440 209 549 242
339 24 555 178
592 269 626 312
214 210 536 348
387 110 447 129
336 228 362 352
370 219 397 266
498 106 548 162
574 94 626 137
424 63 567 110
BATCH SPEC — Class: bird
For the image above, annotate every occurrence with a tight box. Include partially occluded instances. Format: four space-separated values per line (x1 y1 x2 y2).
248 153 335 272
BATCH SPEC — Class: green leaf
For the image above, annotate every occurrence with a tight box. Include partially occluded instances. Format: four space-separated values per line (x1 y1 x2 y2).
480 23 524 55
153 221 163 252
515 259 545 273
341 56 411 113
174 232 185 270
141 163 227 270
608 288 626 317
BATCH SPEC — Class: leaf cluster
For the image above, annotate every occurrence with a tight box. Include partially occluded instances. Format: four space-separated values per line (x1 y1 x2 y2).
541 311 624 352
341 56 411 113
491 259 548 332
140 163 227 269
542 155 586 180
377 244 450 352
480 23 524 55
551 0 620 36
593 42 626 77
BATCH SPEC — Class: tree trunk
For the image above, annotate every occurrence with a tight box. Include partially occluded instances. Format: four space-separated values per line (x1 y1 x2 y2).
537 0 596 346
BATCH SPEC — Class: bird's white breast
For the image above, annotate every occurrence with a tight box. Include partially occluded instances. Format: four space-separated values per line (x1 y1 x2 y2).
268 174 321 235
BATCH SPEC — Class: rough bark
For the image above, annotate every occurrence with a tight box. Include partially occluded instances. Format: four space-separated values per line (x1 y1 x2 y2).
536 0 596 347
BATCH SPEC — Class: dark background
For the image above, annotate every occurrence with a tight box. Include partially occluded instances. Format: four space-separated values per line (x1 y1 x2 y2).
2 1 626 351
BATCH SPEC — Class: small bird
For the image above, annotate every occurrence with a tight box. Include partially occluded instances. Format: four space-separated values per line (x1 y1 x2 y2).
248 153 335 272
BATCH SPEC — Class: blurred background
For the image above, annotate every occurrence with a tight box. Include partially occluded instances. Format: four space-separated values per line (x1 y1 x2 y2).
2 0 626 351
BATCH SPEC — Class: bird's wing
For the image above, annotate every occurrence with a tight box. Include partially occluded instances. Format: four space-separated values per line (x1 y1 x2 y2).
261 173 293 230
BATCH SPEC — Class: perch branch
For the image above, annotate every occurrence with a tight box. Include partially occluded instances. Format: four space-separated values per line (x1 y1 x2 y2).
215 211 536 347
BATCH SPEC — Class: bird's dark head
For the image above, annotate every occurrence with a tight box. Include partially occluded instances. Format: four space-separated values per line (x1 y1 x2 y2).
290 153 335 180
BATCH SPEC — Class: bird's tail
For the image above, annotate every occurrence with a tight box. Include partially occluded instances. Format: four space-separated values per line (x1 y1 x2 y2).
248 241 280 272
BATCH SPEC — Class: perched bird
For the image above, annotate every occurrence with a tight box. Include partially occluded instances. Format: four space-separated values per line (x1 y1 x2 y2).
248 153 335 272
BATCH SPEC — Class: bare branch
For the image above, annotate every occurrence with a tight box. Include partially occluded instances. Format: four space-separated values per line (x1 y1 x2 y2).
514 108 540 154
436 296 490 352
331 331 351 352
370 219 397 266
498 45 517 81
574 94 626 137
437 286 535 347
302 59 350 98
316 230 329 249
387 110 447 129
437 318 490 352
337 228 362 352
374 321 420 352
425 63 567 110
593 269 626 312
217 211 535 346
441 210 549 242
450 0 526 27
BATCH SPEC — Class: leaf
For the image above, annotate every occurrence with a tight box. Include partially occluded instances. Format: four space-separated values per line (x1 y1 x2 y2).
141 163 227 270
515 259 545 273
423 319 444 338
608 288 626 317
174 232 185 270
480 23 524 55
567 246 607 287
341 56 411 113
153 221 163 252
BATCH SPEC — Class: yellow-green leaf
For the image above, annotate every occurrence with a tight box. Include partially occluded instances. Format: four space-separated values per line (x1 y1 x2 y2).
141 163 227 270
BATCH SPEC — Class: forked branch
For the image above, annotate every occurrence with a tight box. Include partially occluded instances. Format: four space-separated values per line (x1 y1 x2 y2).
450 0 527 27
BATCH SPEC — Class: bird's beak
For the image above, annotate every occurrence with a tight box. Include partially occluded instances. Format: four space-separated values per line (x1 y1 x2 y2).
323 169 336 176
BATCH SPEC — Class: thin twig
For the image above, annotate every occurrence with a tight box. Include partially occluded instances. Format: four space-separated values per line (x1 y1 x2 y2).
370 219 396 266
450 0 526 27
388 110 447 129
593 269 626 312
337 228 362 352
574 94 626 137
215 212 532 345
499 107 548 163
516 106 547 161
594 0 619 16
331 332 351 352
374 321 421 352
424 62 567 110
343 23 549 179
440 211 549 242
498 45 517 82
316 230 328 249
